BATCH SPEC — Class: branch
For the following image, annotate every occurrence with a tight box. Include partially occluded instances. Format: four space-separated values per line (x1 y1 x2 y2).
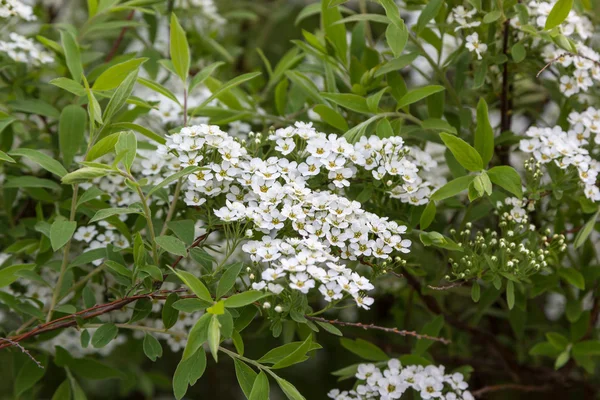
472 383 552 397
105 10 135 62
537 52 600 78
0 338 44 368
306 316 451 344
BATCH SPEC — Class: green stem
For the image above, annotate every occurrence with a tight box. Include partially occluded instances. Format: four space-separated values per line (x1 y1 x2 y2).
46 184 80 322
408 34 461 107
135 184 159 265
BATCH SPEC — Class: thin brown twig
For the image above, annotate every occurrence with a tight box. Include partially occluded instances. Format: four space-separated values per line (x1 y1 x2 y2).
537 51 600 78
472 383 552 397
0 338 44 368
105 10 135 62
427 281 464 291
306 316 451 344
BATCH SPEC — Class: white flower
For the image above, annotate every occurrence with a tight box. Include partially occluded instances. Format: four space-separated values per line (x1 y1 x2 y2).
74 226 98 243
465 33 487 60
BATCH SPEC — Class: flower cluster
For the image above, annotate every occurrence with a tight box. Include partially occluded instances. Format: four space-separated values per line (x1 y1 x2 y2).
448 6 481 31
519 1 598 97
446 200 566 282
268 123 444 205
519 108 600 201
0 33 54 65
159 123 414 308
0 0 35 21
527 0 593 40
328 360 473 400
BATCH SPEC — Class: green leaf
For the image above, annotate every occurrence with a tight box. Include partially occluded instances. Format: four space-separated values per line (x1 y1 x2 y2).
487 166 523 198
208 314 221 362
50 77 86 96
173 348 207 400
506 281 515 310
104 260 132 279
234 359 258 399
430 175 475 201
321 0 348 64
148 165 200 196
274 376 306 400
483 10 502 23
111 122 165 145
91 323 118 348
216 262 244 299
89 207 140 223
315 321 343 336
92 58 147 91
258 341 322 364
169 268 212 302
156 235 187 257
397 85 445 109
439 132 483 172
162 293 180 329
474 98 494 166
224 291 269 308
420 201 436 230
249 371 270 400
103 70 138 122
572 340 600 357
168 219 195 245
379 0 404 29
50 220 77 251
312 105 348 131
197 72 262 109
10 148 68 178
555 349 570 369
273 335 314 369
415 0 443 34
143 333 163 361
9 99 60 119
87 132 120 161
207 300 225 315
545 0 573 30
471 282 481 302
86 86 103 125
574 208 599 249
284 70 326 104
414 315 444 355
170 13 190 82
511 42 526 63
322 93 369 114
14 355 47 398
559 268 585 290
375 53 418 77
0 150 15 163
340 338 388 361
115 131 136 172
60 31 83 82
0 264 35 287
172 298 211 312
137 77 180 104
59 105 86 166
61 167 110 184
189 61 225 93
52 380 72 400
4 176 61 191
385 22 408 58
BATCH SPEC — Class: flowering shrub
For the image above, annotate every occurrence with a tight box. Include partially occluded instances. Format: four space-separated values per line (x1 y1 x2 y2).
1 0 600 398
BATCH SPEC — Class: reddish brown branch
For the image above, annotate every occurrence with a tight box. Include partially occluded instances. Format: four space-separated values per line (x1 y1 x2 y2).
472 383 552 397
105 10 135 62
306 316 451 344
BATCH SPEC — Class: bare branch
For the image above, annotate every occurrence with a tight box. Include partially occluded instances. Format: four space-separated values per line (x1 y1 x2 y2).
306 316 451 344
